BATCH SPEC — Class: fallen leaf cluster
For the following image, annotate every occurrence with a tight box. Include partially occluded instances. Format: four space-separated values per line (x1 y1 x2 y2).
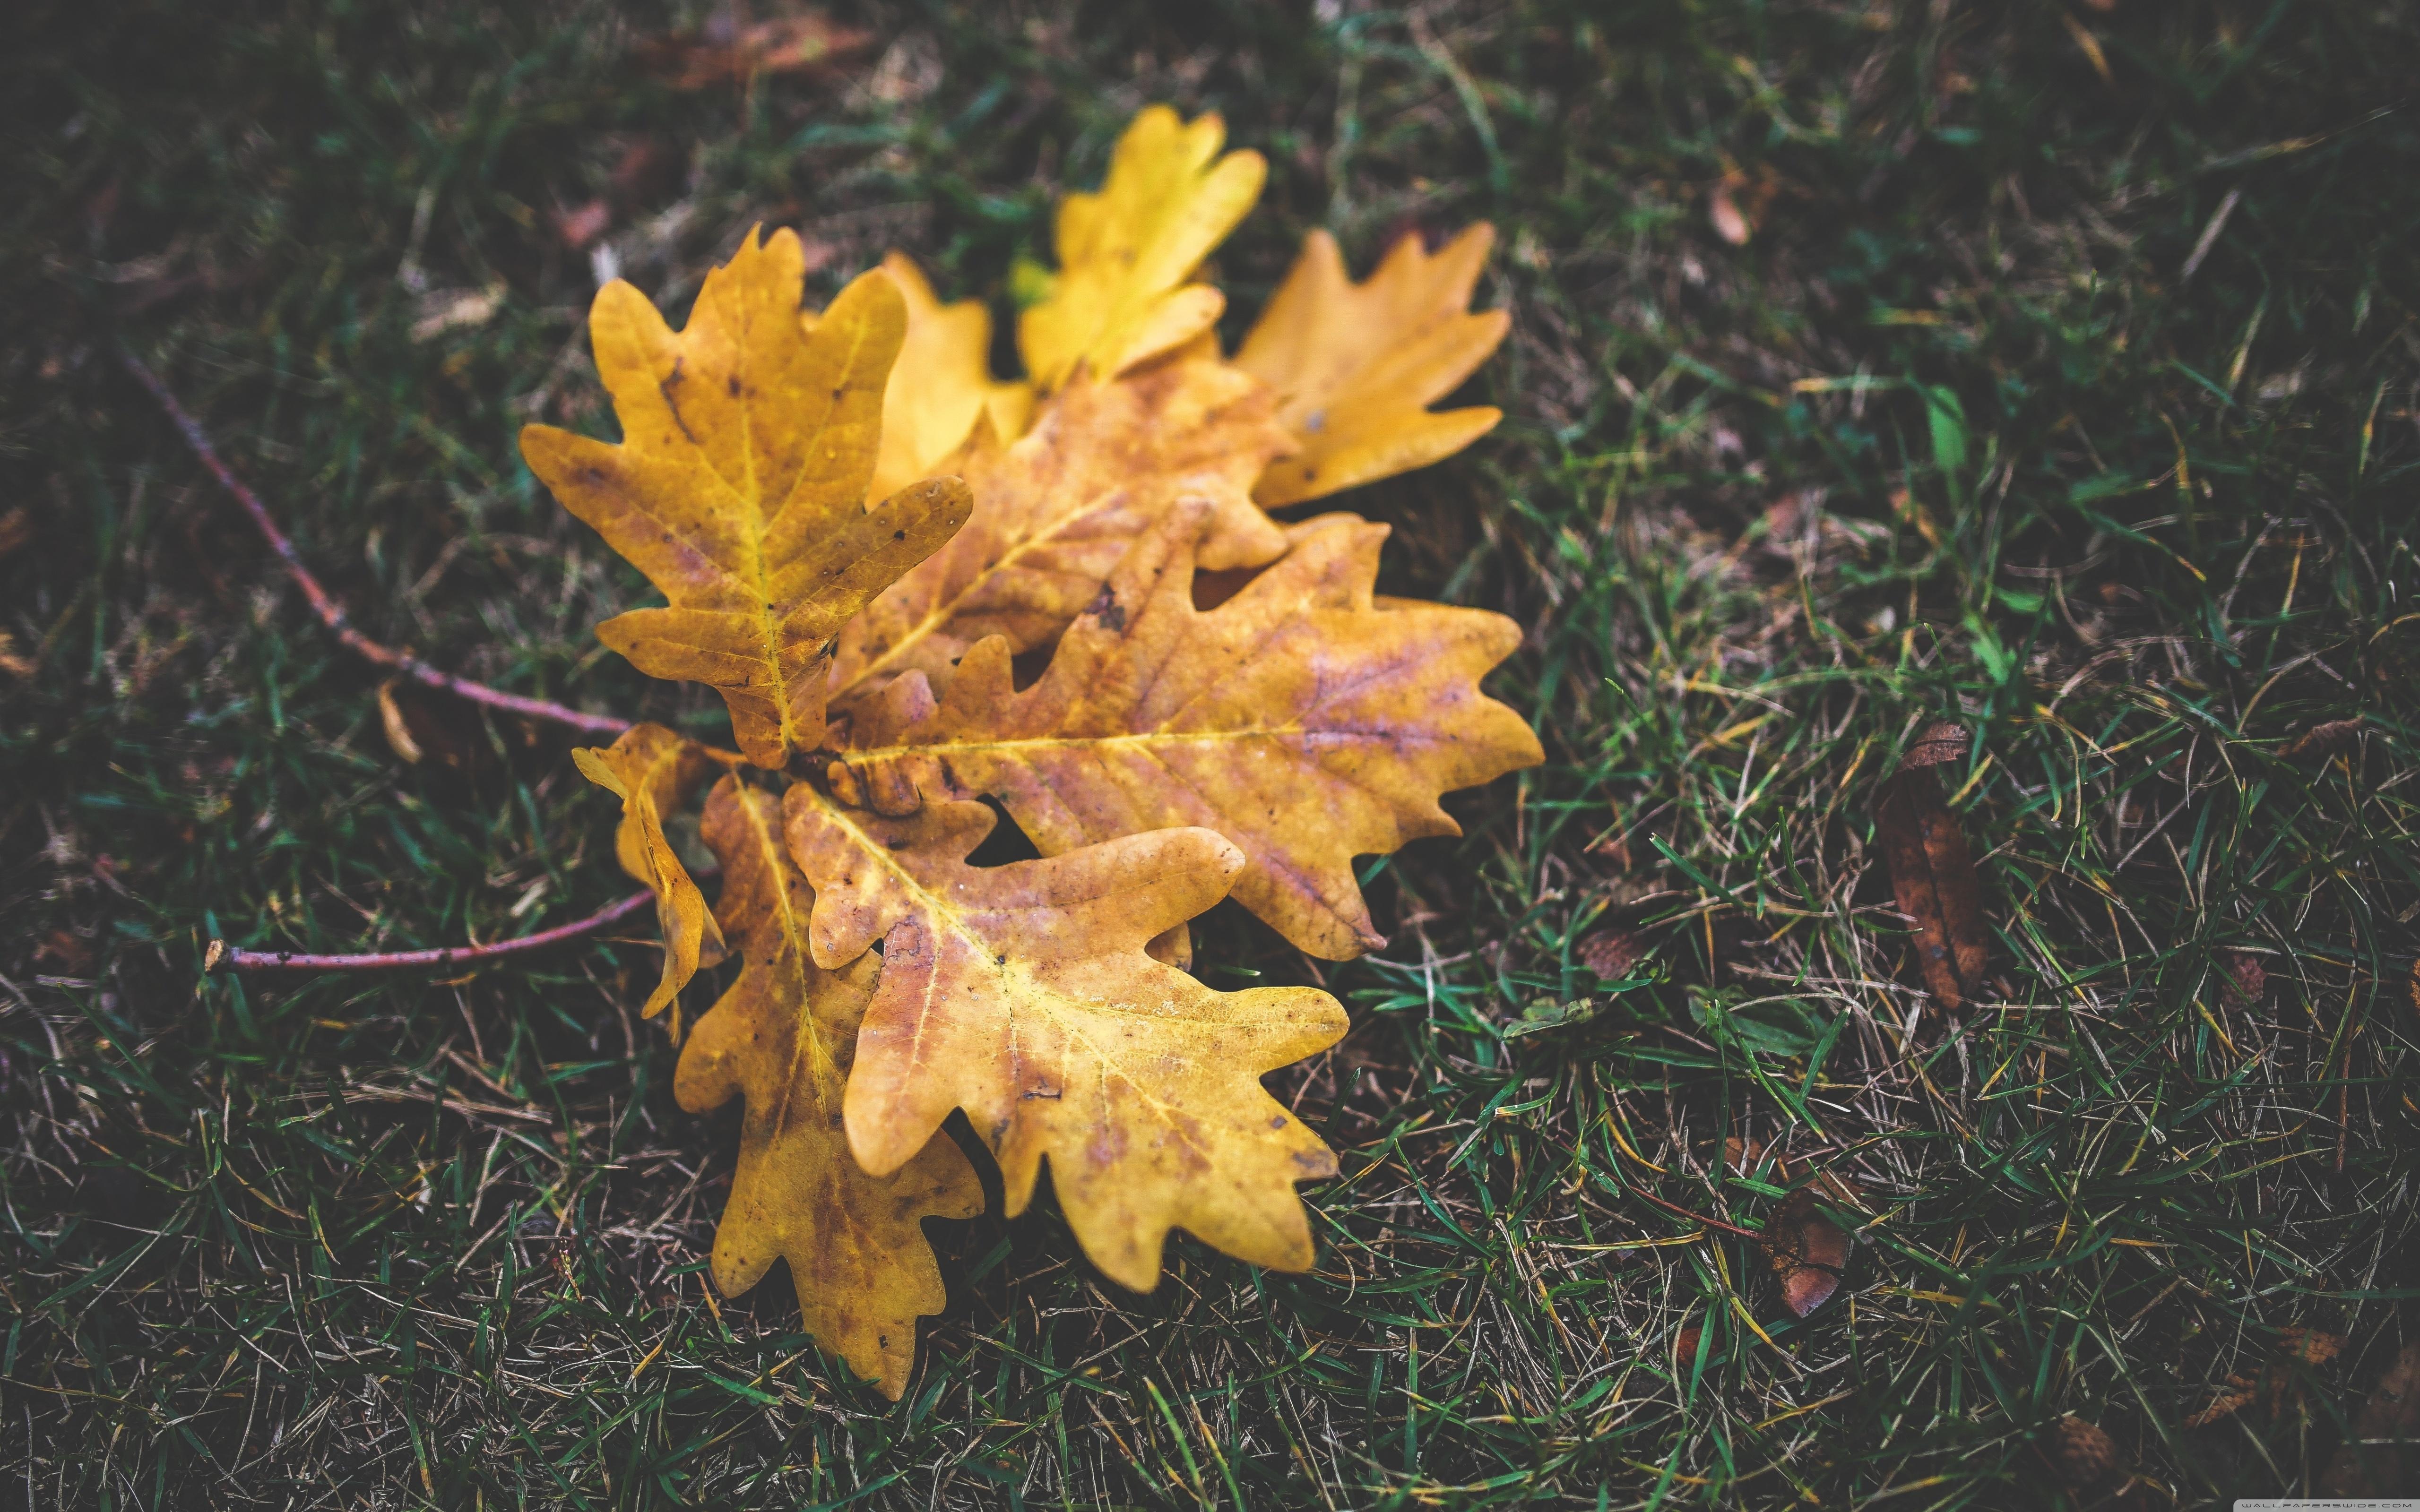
519 105 1538 1396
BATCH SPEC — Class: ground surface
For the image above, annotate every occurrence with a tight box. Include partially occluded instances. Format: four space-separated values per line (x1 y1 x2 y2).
5 1 2419 1507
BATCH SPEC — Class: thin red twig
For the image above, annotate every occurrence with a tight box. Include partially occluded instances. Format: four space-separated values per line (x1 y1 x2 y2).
1625 1181 1768 1241
209 887 655 973
121 349 631 739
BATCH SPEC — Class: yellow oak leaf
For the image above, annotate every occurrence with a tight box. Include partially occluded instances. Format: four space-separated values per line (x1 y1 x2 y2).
1018 105 1266 392
826 252 1034 506
823 360 1292 712
572 723 726 1017
522 228 974 767
783 785 1346 1291
673 777 982 1400
1233 224 1511 507
828 503 1542 959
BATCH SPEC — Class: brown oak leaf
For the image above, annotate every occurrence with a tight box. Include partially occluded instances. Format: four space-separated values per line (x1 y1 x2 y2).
825 503 1539 959
636 5 874 91
523 229 973 767
1727 1139 1858 1316
672 778 980 1399
783 785 1348 1291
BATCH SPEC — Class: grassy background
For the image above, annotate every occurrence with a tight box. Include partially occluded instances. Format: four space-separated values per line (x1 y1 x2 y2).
7 0 2419 1506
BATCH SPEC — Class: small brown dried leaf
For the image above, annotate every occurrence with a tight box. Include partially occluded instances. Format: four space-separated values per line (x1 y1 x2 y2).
1764 1187 1849 1316
1708 184 1751 245
2279 716 2363 763
553 199 613 251
2218 949 2267 1010
1576 928 1645 980
2188 1327 2350 1426
1729 1137 1854 1315
0 629 38 679
1900 720 1971 772
2184 1379 2258 1428
2324 1339 2420 1496
377 681 424 764
1872 768 1988 1009
637 6 874 90
35 928 95 975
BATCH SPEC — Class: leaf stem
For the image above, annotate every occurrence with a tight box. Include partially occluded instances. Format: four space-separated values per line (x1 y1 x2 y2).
120 348 631 738
1624 1180 1768 1241
207 886 657 974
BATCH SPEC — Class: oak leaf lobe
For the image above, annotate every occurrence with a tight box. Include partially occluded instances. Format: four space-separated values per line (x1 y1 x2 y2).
1234 224 1510 507
571 722 725 1017
1018 105 1266 392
